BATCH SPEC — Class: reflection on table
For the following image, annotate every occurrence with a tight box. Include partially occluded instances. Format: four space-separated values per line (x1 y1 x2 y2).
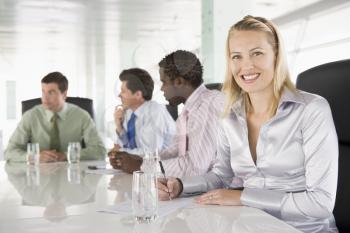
0 161 301 233
5 162 102 221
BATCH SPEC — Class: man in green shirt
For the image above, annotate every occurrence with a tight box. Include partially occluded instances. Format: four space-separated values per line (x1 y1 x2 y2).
5 72 106 162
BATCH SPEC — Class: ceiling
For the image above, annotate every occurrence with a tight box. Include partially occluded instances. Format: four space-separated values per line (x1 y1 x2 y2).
0 0 324 52
251 0 321 18
2 0 335 78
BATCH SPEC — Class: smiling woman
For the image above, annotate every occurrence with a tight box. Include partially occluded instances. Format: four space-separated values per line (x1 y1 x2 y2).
228 30 276 123
158 15 339 233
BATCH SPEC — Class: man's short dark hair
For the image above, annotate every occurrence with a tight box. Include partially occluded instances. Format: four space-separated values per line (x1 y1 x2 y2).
158 50 203 88
119 68 154 100
41 72 68 93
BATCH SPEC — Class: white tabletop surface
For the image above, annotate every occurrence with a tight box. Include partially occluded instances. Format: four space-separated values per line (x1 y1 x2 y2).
0 161 301 233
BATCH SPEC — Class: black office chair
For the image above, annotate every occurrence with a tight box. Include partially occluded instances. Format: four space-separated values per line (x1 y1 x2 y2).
21 97 94 120
205 82 222 91
296 59 350 233
165 83 223 121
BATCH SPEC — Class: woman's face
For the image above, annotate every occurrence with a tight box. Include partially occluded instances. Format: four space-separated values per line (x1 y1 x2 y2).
228 30 276 95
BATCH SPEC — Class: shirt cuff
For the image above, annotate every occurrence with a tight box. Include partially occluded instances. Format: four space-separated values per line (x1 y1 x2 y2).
241 187 285 217
180 175 207 197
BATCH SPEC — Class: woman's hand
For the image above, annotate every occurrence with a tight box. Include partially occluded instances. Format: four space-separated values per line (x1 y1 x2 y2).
158 177 182 201
195 189 242 206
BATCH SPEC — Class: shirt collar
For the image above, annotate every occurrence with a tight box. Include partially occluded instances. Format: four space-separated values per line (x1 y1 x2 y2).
278 87 304 107
183 84 207 111
45 103 68 121
133 101 150 118
230 87 303 116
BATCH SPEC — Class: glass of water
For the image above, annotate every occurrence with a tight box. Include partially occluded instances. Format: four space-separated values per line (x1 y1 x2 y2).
67 142 81 164
132 171 158 223
26 143 40 166
141 151 159 174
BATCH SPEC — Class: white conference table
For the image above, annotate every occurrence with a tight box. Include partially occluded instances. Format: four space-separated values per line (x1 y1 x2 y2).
0 161 301 233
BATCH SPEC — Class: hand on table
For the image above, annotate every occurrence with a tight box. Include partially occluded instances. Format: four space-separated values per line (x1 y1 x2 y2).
195 189 242 206
40 150 66 163
108 151 142 174
108 145 121 168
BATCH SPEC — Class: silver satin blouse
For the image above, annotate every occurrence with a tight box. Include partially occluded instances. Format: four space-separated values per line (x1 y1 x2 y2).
182 88 339 233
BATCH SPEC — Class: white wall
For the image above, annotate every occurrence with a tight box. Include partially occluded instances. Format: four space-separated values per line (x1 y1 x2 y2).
0 130 3 160
278 2 350 82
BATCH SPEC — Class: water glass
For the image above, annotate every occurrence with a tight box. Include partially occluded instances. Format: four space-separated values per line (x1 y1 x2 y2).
132 171 158 223
26 143 40 166
141 151 159 174
67 142 81 164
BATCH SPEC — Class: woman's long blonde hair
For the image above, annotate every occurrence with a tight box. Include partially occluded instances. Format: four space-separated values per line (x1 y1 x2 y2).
222 15 295 116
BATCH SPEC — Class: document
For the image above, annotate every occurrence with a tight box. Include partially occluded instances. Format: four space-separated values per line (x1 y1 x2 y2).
98 197 196 218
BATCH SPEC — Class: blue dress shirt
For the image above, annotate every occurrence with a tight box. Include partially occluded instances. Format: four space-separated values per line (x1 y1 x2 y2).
116 100 176 156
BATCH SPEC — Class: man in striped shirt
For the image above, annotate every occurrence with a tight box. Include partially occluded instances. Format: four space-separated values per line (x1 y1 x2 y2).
158 50 225 177
114 50 224 176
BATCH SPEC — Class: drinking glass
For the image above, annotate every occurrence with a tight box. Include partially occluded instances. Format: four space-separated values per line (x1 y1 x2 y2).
67 142 81 164
26 143 40 166
132 171 158 223
141 151 160 174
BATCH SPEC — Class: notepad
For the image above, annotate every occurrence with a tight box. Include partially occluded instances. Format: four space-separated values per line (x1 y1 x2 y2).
98 197 197 218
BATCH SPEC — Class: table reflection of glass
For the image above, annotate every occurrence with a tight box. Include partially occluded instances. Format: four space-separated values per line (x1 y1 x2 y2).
67 163 81 184
5 162 102 221
26 165 40 186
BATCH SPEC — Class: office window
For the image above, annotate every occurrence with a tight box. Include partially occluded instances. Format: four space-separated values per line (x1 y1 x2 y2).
280 5 350 81
6 81 16 120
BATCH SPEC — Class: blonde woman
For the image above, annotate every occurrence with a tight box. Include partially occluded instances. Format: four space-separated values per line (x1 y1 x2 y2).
158 16 338 233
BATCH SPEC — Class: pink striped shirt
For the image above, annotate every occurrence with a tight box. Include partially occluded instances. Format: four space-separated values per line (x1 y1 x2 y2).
160 84 225 177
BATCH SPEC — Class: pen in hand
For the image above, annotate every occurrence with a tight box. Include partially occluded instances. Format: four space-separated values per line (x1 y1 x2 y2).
159 161 172 200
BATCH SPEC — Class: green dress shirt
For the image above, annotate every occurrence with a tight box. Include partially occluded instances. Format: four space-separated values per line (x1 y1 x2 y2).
5 103 106 162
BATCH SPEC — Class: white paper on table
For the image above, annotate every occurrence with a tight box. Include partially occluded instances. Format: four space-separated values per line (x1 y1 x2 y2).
84 168 124 175
98 197 197 218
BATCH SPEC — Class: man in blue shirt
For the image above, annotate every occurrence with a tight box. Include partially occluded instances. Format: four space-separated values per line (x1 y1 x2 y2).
109 68 175 170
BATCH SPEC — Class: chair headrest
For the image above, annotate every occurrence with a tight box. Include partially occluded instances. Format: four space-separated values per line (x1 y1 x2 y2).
205 83 222 91
296 59 350 144
21 97 94 120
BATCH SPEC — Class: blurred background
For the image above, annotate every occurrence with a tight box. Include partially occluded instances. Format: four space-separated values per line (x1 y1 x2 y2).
1 0 350 154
